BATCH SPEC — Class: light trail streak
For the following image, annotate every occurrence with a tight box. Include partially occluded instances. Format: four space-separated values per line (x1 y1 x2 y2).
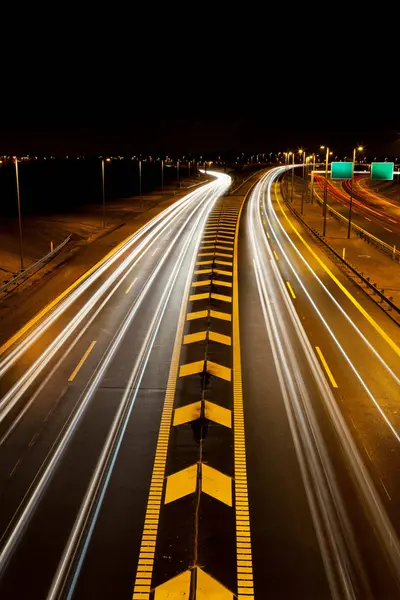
0 180 218 378
0 175 229 426
263 172 400 435
249 184 360 599
47 174 221 600
0 172 230 577
247 169 400 590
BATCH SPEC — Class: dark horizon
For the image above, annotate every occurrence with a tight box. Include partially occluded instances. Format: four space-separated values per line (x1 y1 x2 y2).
2 57 398 158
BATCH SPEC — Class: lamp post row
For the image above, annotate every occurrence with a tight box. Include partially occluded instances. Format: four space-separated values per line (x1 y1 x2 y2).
10 151 367 273
11 157 196 272
283 145 363 239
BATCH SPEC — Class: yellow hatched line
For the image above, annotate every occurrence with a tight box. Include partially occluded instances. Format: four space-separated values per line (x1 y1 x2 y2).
215 259 233 266
217 234 235 240
131 239 196 600
216 238 234 245
194 268 213 275
211 292 232 303
216 245 234 251
233 191 254 599
213 280 232 288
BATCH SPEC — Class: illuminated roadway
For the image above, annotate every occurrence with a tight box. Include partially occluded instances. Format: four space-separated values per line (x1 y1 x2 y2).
0 168 400 598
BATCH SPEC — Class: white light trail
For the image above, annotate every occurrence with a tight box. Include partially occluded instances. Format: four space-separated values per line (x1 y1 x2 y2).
47 173 223 600
0 178 220 378
247 168 400 590
262 169 400 429
0 174 229 426
0 171 230 576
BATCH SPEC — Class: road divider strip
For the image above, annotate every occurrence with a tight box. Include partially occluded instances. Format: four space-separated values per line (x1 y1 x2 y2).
133 196 253 598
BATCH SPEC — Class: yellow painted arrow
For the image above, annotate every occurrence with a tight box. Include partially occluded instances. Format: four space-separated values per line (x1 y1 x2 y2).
154 568 233 600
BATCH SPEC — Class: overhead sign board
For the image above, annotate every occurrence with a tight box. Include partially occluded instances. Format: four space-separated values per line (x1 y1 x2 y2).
331 162 353 179
371 162 394 180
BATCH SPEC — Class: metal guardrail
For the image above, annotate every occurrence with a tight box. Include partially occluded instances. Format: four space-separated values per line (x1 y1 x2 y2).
280 182 400 324
0 234 72 298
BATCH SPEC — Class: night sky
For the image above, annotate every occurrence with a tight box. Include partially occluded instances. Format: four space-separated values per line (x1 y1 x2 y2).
2 25 398 158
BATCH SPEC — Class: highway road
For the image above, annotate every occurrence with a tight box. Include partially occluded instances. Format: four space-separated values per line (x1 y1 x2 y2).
0 172 231 599
0 166 400 599
242 168 400 598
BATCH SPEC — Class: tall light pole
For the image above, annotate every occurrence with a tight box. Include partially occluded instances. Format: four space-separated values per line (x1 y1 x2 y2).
347 146 364 239
310 153 316 204
177 159 180 186
101 157 111 228
101 159 106 229
299 150 305 214
290 152 295 203
14 158 24 270
305 156 310 204
321 146 330 236
161 159 164 189
139 158 142 208
284 152 288 197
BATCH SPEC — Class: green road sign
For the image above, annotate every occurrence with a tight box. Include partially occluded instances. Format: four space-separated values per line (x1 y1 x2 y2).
371 162 394 180
331 162 353 179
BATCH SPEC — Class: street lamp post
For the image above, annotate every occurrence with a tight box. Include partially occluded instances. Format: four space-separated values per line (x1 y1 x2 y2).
101 159 106 229
14 158 24 271
347 146 364 239
177 159 180 186
101 158 111 228
290 152 295 203
305 156 310 204
283 153 287 195
284 152 289 198
161 159 164 189
300 151 306 214
321 146 329 236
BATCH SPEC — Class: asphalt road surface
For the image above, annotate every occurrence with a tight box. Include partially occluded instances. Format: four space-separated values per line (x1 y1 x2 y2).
0 167 400 599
